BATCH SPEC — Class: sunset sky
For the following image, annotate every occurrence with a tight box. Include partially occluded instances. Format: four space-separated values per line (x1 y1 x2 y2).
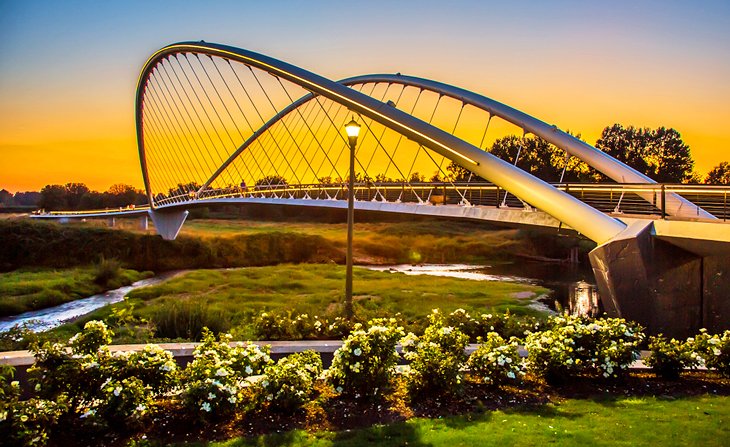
1 0 729 193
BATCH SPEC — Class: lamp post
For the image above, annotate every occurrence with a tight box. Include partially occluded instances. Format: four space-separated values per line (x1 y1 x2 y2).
344 118 360 319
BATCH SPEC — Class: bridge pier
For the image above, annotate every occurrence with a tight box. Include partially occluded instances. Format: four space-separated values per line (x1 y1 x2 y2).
107 217 116 228
139 215 149 231
148 209 188 240
589 220 730 338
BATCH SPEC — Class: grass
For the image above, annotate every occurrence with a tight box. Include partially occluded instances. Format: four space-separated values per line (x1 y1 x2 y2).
184 395 730 447
0 266 151 317
59 264 548 341
178 218 561 264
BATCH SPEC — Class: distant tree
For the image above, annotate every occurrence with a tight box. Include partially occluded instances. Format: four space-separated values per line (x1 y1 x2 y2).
408 172 425 183
39 184 68 210
705 161 730 185
64 182 90 209
488 134 598 182
254 176 287 188
595 124 695 183
0 189 12 206
13 191 41 207
445 161 473 182
104 183 145 208
79 191 105 210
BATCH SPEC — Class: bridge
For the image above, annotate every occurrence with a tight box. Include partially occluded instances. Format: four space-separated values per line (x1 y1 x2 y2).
34 41 730 337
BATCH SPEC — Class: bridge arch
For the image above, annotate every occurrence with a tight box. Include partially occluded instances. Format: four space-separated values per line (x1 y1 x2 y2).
136 41 627 243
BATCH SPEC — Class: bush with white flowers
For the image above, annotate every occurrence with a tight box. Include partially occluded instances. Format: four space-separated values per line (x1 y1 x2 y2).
525 315 644 383
182 329 272 421
260 350 322 412
467 332 525 386
254 311 353 340
105 344 179 395
402 310 470 396
328 318 404 398
692 329 730 377
646 335 700 379
96 376 153 430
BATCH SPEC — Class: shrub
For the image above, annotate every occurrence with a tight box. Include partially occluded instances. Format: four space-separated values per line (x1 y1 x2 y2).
254 311 353 340
692 329 730 377
0 396 68 447
645 335 700 379
68 320 113 355
182 329 272 421
467 332 524 386
93 256 122 287
97 377 153 430
105 344 179 395
524 315 644 383
260 350 322 412
151 301 232 340
444 309 542 341
328 318 404 399
401 310 470 396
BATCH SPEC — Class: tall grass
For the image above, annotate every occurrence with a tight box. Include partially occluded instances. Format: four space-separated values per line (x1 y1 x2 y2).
150 300 232 340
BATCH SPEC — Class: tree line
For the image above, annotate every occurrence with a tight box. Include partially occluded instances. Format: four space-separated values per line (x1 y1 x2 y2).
0 183 147 212
2 123 729 212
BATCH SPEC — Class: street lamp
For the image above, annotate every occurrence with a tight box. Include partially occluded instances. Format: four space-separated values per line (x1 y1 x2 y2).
344 117 360 319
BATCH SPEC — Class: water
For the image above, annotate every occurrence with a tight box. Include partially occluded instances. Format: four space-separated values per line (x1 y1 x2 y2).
367 262 601 317
0 271 186 333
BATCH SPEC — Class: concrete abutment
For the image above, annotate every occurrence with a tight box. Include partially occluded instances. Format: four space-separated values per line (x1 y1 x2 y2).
590 220 730 338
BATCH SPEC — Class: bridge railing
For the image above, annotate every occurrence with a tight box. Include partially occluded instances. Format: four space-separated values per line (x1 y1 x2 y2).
36 183 729 221
192 182 729 221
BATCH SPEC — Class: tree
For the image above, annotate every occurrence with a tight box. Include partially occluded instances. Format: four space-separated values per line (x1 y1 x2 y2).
0 189 12 206
595 124 695 183
488 134 598 183
705 161 730 185
64 182 90 209
38 184 68 210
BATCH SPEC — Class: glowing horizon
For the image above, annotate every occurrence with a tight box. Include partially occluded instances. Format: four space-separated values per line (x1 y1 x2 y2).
1 0 729 194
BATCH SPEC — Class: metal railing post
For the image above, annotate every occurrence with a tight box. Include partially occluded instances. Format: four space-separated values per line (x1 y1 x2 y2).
661 184 666 219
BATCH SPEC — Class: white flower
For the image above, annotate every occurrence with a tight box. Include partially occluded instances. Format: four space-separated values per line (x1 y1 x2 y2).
113 387 122 397
80 409 96 419
714 348 721 356
201 402 211 412
208 393 216 400
353 348 362 356
215 367 229 377
506 371 516 379
336 386 343 393
135 404 146 412
228 396 237 404
245 365 253 375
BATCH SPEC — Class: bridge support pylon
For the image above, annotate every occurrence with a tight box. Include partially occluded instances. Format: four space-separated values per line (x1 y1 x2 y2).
148 209 188 241
589 220 730 338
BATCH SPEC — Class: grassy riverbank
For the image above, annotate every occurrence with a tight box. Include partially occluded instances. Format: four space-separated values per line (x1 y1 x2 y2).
188 394 729 447
55 264 548 342
0 266 151 317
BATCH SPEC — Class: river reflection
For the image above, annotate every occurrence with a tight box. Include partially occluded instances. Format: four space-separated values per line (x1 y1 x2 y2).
368 262 602 317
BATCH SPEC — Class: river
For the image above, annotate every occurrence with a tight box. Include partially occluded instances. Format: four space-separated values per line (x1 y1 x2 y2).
366 262 601 317
0 271 186 333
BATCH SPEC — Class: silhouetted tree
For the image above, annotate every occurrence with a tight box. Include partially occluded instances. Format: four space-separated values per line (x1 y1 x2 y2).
13 191 41 207
705 161 730 185
595 124 695 183
0 189 12 206
64 183 90 209
39 184 68 210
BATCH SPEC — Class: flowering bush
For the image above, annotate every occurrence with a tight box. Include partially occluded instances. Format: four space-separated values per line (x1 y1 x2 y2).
68 320 113 355
645 335 700 379
467 332 524 386
692 329 730 377
254 311 353 340
444 309 542 341
524 315 644 383
0 396 68 447
96 377 153 430
401 310 470 396
182 329 272 421
328 318 404 398
260 350 322 412
105 344 179 395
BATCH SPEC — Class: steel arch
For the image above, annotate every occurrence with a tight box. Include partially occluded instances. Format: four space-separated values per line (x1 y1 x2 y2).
136 41 626 244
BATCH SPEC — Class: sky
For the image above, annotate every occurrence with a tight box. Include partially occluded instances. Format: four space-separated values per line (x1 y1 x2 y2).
1 0 729 193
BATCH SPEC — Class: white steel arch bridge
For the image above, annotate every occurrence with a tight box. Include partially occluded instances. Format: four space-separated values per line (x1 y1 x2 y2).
34 42 730 337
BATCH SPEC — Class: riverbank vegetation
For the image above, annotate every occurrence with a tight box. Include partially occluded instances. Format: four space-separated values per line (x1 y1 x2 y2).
2 316 729 447
0 217 591 273
0 265 151 318
50 265 548 344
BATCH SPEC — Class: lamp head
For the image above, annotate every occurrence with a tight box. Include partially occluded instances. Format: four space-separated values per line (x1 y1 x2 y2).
345 118 360 145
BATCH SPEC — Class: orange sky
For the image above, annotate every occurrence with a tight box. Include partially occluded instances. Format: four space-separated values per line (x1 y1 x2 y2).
1 0 729 193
